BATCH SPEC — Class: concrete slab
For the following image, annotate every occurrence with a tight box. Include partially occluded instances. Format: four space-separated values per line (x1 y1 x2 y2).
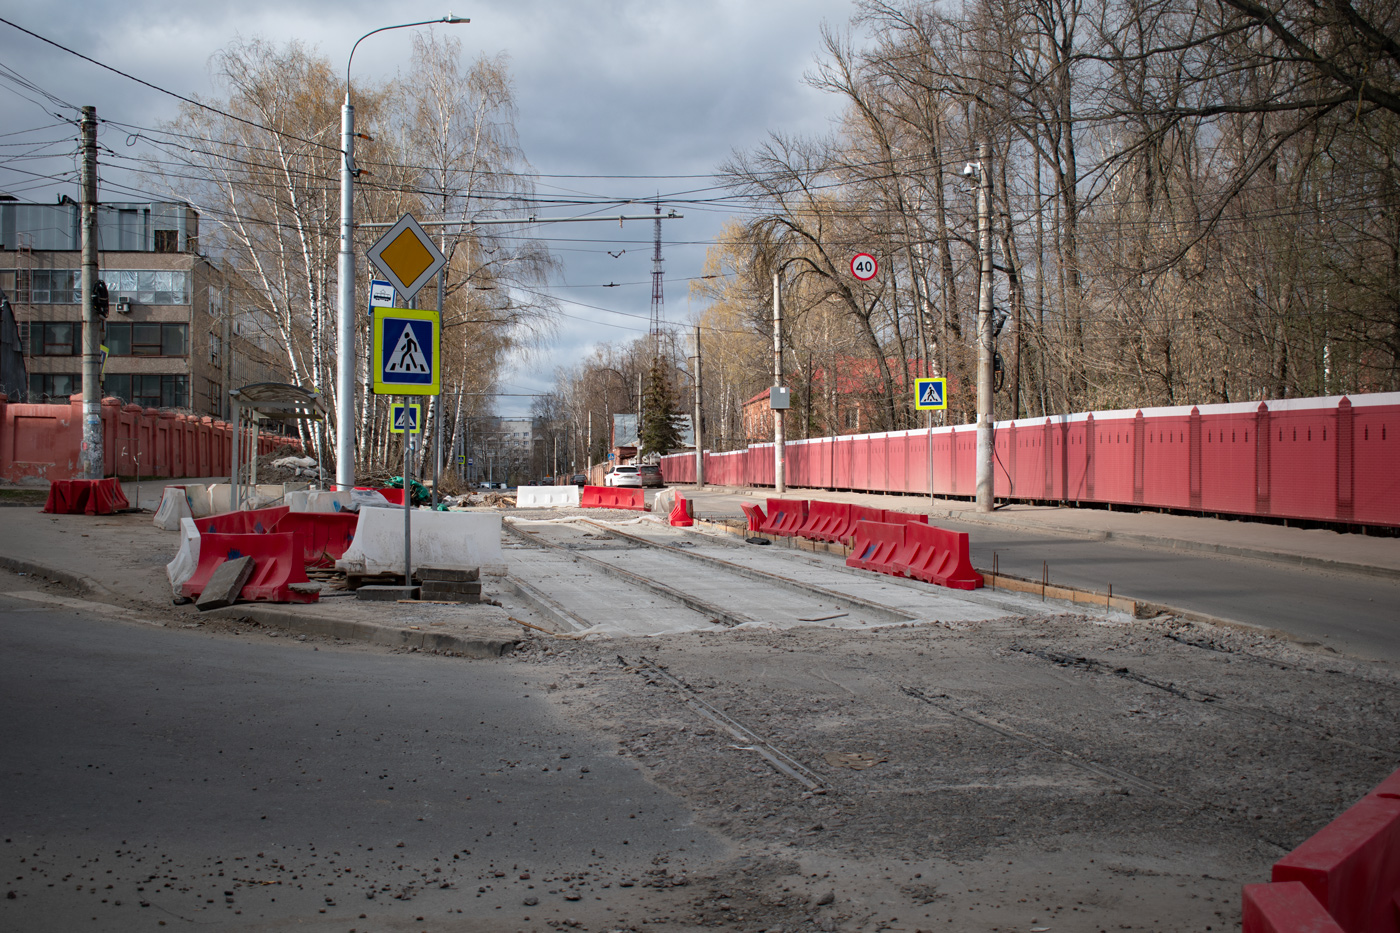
195 555 255 611
418 566 479 582
356 584 420 601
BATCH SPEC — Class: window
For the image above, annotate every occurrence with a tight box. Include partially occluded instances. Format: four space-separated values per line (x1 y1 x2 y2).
12 269 189 305
153 229 179 253
103 322 188 357
29 372 79 401
103 374 188 409
27 322 81 356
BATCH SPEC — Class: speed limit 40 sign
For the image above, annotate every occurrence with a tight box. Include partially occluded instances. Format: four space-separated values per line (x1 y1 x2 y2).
850 253 878 281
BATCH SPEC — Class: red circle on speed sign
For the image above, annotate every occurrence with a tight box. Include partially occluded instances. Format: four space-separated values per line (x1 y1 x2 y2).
850 253 878 281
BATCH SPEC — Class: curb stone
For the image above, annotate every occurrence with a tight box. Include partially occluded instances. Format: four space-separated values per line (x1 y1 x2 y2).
0 554 517 659
200 604 518 658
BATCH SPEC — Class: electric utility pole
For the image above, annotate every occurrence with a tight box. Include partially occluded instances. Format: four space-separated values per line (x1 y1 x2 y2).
975 143 995 512
79 106 103 480
692 324 704 487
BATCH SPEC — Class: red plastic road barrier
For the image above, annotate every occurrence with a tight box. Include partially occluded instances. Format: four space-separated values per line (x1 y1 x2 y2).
1271 791 1400 933
882 511 930 529
270 512 360 568
897 522 985 590
669 492 694 527
376 487 405 506
797 500 853 542
42 477 130 515
195 506 290 536
740 502 766 533
846 520 907 574
1242 881 1345 933
759 498 809 536
579 485 646 511
845 505 887 544
181 531 319 603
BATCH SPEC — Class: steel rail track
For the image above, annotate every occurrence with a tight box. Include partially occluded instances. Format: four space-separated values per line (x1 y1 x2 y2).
622 655 825 791
581 520 918 624
504 520 757 627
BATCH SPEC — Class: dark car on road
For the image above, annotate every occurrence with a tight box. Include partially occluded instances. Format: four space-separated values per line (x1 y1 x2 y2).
637 464 664 488
570 473 588 487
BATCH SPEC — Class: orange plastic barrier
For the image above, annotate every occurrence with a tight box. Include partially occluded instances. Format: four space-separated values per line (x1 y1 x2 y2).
194 506 290 536
740 502 766 533
43 477 130 515
1270 792 1400 933
797 500 852 542
669 492 694 527
1242 881 1344 933
579 485 646 511
846 505 887 543
181 531 319 603
270 512 360 568
845 520 907 574
759 498 809 536
896 522 985 590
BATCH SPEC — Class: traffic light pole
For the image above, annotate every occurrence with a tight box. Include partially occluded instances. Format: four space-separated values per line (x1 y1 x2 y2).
79 105 103 480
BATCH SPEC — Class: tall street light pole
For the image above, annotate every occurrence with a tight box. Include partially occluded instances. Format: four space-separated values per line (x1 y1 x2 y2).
337 14 468 491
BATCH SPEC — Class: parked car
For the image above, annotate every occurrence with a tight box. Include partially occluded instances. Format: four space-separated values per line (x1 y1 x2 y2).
570 473 588 487
637 464 664 488
604 465 641 487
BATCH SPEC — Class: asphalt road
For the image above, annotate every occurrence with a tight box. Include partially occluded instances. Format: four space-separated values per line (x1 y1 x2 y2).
938 517 1400 663
0 599 724 931
686 489 1400 663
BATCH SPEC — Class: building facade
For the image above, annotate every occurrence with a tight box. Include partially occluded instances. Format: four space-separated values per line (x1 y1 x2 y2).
0 197 285 418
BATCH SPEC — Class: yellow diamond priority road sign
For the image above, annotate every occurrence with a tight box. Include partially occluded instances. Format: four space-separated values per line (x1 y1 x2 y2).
365 213 445 304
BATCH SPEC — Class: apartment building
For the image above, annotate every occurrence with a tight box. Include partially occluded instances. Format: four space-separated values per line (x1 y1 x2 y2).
0 196 286 418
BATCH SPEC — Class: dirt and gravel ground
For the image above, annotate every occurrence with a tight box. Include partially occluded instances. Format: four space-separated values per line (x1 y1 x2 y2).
496 610 1400 932
4 500 1399 930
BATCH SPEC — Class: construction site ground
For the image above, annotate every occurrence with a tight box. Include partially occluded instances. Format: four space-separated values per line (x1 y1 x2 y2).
1 480 1397 932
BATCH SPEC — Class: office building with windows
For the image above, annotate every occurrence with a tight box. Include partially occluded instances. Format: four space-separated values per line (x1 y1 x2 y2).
0 196 286 417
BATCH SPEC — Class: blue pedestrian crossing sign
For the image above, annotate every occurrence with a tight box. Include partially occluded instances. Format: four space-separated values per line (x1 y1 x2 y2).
372 308 440 396
914 377 948 410
389 402 422 434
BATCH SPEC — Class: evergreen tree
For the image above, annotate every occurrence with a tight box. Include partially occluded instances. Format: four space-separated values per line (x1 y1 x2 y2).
638 359 683 458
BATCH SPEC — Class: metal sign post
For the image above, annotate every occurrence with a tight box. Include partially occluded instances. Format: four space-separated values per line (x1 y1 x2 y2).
914 378 948 508
404 394 412 587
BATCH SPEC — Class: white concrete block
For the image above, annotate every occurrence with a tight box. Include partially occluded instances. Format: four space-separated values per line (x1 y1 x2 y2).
516 485 581 509
336 509 505 576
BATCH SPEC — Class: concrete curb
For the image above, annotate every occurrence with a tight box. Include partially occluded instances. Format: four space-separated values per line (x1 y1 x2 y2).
0 552 517 659
200 604 519 659
0 554 114 599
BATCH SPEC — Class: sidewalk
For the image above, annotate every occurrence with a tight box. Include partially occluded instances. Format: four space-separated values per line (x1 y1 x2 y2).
680 484 1400 579
0 479 521 658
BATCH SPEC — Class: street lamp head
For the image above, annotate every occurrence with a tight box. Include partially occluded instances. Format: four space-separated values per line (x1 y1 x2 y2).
443 14 470 23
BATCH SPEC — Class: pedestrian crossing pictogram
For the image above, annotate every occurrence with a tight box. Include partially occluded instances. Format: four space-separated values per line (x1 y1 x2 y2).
386 325 429 374
914 377 947 410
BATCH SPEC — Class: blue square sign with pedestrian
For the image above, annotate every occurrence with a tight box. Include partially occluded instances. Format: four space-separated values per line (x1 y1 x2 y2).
371 308 440 395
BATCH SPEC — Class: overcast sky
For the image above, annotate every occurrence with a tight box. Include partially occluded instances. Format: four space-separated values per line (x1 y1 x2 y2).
0 0 859 417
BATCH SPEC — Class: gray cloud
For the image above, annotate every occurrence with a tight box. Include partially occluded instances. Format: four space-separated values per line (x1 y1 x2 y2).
0 0 858 415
